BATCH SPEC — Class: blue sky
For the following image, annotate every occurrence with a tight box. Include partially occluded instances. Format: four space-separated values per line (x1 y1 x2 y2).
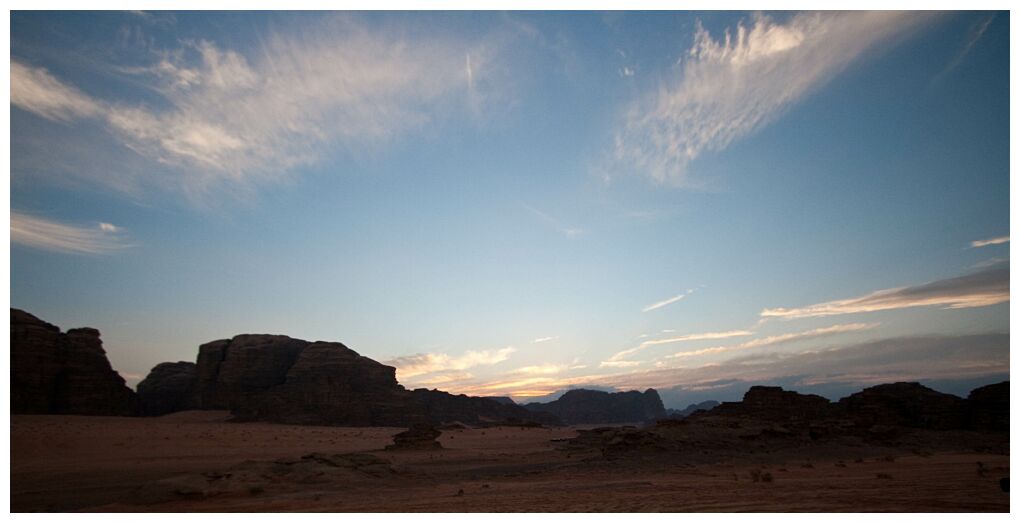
10 11 1009 406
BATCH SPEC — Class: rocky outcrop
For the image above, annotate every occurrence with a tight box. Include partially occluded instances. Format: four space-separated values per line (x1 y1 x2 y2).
563 382 1011 462
137 362 198 416
524 388 666 424
385 424 443 451
11 308 137 416
837 382 967 430
705 386 834 423
966 381 1008 431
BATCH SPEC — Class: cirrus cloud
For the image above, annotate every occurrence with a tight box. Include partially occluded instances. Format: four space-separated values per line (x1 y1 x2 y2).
11 211 130 255
612 11 938 185
761 263 1009 320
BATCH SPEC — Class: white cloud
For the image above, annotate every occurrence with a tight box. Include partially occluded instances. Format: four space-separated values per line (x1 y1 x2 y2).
599 360 644 369
386 346 516 380
761 264 1009 319
11 212 129 255
512 364 567 375
971 236 1009 248
12 18 502 195
10 62 104 122
642 289 693 312
612 12 936 185
668 322 878 359
608 329 754 363
532 336 559 343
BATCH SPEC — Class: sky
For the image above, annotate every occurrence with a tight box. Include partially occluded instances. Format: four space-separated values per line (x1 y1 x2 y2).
9 11 1010 407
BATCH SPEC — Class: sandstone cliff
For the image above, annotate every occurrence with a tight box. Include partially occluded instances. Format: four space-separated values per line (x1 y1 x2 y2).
11 308 138 416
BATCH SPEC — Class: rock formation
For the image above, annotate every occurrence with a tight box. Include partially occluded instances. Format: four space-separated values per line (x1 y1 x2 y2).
966 381 1008 431
11 308 138 416
183 333 554 426
524 388 666 424
562 382 1010 461
707 386 834 423
137 362 198 416
837 382 967 430
385 424 443 450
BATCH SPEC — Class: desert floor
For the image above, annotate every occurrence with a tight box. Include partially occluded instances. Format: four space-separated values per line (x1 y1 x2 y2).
11 412 1009 512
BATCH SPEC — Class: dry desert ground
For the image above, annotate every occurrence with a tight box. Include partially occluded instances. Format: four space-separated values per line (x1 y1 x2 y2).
11 411 1010 512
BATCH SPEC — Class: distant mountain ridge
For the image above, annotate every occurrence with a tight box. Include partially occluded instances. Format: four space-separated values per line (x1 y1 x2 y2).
523 388 666 424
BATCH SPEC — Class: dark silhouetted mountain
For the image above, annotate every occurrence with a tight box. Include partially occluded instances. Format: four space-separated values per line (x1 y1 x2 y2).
183 333 557 426
837 382 967 430
563 382 1009 461
524 388 665 424
665 400 720 418
966 381 1008 431
11 308 138 416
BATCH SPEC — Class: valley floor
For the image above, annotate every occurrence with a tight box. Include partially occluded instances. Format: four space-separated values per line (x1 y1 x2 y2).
11 413 1009 512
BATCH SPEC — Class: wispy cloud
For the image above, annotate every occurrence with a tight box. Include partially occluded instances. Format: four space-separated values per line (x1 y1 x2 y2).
761 263 1009 319
522 203 585 237
386 346 516 381
10 62 104 122
932 14 995 84
604 329 754 366
602 333 1008 393
511 364 567 375
642 289 693 312
971 235 1009 248
612 12 936 185
532 336 559 343
667 322 878 359
11 211 130 255
12 17 503 196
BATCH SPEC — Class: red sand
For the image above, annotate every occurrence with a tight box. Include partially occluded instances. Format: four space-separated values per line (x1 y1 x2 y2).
11 413 1009 512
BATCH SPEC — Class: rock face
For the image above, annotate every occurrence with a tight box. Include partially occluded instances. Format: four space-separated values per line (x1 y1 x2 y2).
195 335 307 410
187 333 554 426
237 341 412 426
837 382 967 430
966 381 1008 431
11 308 138 416
137 362 198 416
524 388 666 424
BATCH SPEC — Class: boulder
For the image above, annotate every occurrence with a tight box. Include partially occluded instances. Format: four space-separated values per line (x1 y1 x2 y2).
137 362 198 416
524 388 666 424
385 424 442 451
11 308 138 416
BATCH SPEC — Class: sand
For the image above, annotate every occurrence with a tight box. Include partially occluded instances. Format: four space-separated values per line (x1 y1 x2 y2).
11 413 1009 512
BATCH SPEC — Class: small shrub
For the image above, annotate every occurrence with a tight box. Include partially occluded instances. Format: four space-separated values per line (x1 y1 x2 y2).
876 473 893 480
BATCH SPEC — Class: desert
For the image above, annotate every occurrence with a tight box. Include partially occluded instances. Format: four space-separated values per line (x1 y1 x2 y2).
10 308 1009 512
